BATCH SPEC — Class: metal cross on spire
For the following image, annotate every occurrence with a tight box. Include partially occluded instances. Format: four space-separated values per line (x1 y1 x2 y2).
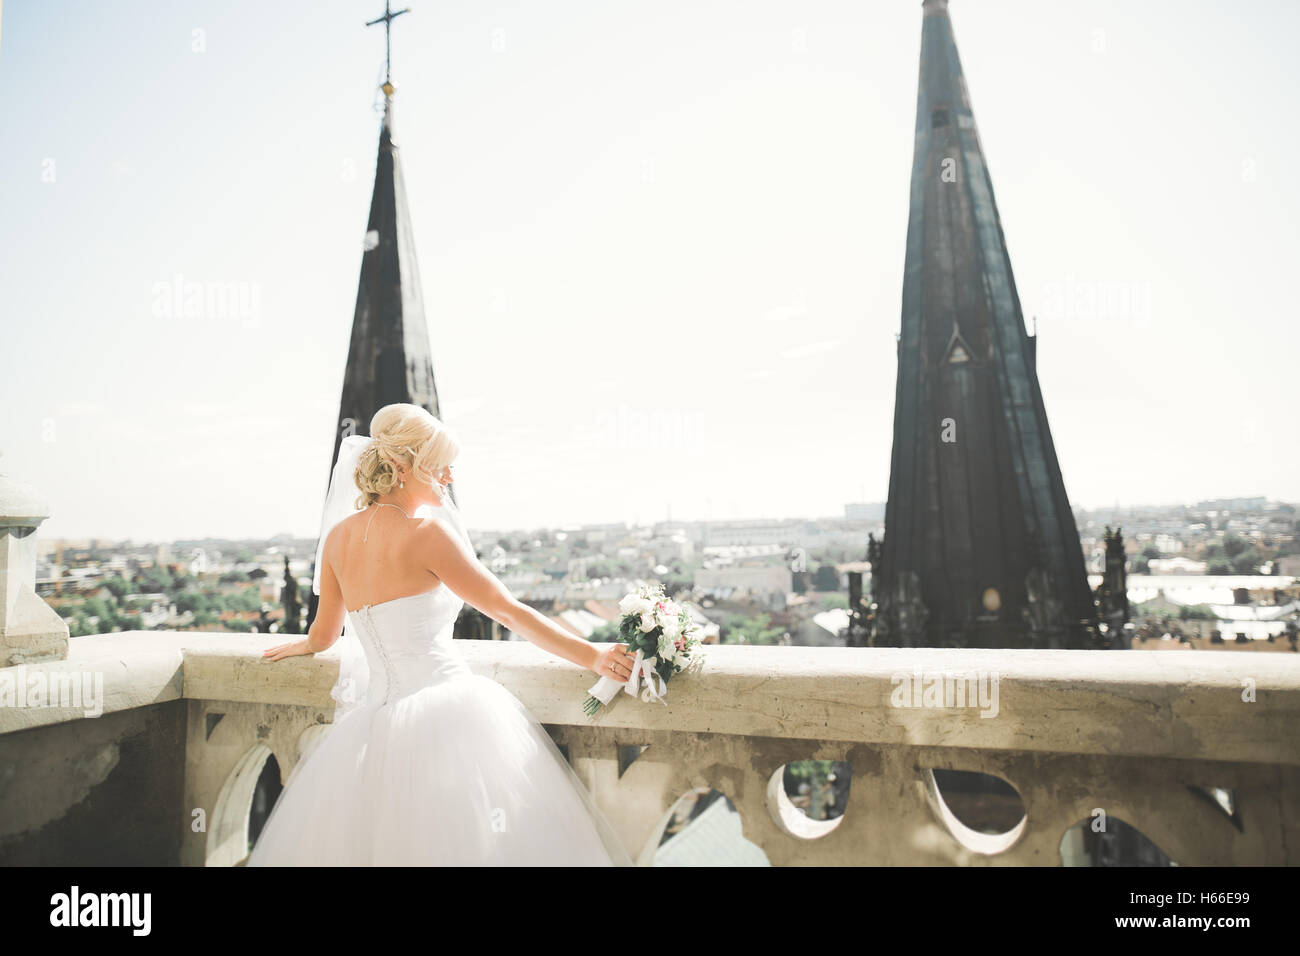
366 0 410 90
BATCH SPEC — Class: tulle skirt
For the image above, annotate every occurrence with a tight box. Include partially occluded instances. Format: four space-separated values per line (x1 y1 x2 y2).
246 673 633 866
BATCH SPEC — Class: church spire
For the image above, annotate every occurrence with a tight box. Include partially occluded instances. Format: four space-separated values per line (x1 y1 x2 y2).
329 1 445 480
873 0 1098 649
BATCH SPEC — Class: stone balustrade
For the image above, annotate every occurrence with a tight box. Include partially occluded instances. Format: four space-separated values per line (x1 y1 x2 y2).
2 631 1297 865
0 472 68 667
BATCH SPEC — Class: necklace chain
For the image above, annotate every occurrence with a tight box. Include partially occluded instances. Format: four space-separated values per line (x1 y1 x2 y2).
364 501 412 543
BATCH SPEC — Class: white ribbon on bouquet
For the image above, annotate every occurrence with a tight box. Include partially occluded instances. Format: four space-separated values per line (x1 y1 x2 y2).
588 648 668 708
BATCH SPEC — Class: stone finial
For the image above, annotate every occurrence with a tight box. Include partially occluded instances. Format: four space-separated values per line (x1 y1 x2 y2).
0 467 69 665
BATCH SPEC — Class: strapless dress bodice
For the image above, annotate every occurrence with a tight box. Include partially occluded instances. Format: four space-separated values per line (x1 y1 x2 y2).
345 586 471 704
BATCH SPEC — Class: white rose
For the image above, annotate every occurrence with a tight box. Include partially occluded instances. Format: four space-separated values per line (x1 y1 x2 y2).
639 611 657 633
620 594 652 616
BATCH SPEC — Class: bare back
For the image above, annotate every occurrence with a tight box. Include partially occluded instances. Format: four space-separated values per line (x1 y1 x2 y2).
327 505 446 612
281 487 623 687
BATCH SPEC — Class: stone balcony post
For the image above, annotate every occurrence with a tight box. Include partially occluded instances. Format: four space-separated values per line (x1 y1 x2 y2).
0 468 69 665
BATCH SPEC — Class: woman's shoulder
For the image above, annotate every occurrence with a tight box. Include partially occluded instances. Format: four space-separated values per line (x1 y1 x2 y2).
412 505 469 549
326 509 367 547
413 505 453 533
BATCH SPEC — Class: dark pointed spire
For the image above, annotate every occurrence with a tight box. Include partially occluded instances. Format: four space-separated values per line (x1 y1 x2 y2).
329 8 442 478
874 0 1098 649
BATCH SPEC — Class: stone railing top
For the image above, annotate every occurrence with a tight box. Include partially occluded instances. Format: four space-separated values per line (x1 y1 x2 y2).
0 471 49 529
2 633 1298 766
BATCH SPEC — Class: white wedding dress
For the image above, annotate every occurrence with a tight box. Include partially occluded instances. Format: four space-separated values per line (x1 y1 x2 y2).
247 542 633 866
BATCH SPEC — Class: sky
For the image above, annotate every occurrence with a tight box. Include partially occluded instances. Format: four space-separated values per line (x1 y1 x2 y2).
2 0 1298 541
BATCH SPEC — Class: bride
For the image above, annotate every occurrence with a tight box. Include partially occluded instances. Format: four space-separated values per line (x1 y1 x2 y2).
249 403 637 866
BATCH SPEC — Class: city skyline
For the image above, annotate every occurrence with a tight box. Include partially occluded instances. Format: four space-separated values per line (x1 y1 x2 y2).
4 0 1298 541
31 495 1297 550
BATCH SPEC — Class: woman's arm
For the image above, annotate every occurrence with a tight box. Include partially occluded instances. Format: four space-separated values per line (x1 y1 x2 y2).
418 517 635 682
263 531 347 661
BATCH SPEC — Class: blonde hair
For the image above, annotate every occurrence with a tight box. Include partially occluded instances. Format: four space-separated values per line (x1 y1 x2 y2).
353 404 460 509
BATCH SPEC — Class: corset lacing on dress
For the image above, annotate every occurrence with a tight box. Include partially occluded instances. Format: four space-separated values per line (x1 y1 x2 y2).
352 606 400 704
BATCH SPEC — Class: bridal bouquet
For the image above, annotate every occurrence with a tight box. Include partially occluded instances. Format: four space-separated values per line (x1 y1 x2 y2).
583 583 704 716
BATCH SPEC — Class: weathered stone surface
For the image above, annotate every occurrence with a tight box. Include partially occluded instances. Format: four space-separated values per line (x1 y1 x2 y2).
0 702 186 865
459 642 1300 767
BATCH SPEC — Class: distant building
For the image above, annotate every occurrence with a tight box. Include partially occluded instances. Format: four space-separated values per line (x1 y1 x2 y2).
694 566 792 609
1147 556 1207 575
1153 534 1184 554
1277 555 1300 577
647 532 694 564
703 544 785 561
550 608 610 639
704 521 800 548
1196 497 1268 512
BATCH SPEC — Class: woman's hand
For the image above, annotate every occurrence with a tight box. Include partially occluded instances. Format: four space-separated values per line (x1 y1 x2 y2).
263 639 313 662
593 642 637 683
